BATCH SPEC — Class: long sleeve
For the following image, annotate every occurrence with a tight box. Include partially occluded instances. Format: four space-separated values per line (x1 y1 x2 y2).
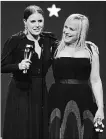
1 36 20 73
50 33 59 59
45 33 58 71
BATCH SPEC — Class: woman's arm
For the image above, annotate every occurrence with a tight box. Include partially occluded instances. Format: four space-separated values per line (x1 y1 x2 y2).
1 36 19 73
90 44 104 109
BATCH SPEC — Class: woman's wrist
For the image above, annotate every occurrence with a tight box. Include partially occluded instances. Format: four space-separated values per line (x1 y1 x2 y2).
97 105 104 109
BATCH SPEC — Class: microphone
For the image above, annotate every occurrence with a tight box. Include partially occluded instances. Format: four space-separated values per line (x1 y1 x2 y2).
23 44 33 74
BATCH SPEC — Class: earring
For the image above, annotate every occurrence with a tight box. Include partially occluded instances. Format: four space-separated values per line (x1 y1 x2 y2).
24 26 28 35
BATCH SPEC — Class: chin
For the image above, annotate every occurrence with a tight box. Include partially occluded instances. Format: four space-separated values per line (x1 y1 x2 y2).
64 39 71 44
63 37 71 43
32 32 41 36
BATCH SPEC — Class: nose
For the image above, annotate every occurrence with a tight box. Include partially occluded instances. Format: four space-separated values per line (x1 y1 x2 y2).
64 28 70 34
35 22 39 27
64 31 70 35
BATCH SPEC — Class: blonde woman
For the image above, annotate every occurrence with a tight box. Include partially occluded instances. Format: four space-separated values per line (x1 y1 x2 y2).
48 14 104 139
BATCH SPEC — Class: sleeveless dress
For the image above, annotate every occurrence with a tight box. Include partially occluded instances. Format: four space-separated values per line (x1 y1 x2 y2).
48 57 99 139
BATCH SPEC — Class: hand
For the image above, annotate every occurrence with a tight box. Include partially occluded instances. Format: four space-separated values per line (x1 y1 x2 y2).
94 107 105 132
18 59 31 71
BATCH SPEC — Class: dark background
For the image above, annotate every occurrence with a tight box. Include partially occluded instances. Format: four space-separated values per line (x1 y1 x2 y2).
1 1 106 138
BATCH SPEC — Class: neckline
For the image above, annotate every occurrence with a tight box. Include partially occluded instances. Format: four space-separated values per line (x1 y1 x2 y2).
22 31 43 42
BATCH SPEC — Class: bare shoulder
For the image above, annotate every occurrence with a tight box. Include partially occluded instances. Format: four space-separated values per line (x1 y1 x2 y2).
85 41 99 55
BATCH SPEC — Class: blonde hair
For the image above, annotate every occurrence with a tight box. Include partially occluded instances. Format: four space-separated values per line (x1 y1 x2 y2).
55 14 89 58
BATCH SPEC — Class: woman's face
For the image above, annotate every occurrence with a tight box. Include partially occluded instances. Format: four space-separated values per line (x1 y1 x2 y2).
63 19 80 44
24 12 44 36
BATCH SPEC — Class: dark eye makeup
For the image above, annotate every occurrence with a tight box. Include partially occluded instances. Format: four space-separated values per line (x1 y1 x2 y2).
64 25 75 31
69 27 75 31
38 19 43 22
30 20 36 23
30 19 43 23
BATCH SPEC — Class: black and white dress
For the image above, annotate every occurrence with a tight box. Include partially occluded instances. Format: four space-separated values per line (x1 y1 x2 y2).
48 44 99 139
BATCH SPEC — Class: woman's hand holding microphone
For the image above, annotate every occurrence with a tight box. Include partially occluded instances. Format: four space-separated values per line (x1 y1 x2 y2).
18 59 32 73
18 44 33 73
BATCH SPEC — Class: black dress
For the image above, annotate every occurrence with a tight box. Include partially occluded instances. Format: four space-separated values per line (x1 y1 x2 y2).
48 57 99 139
1 31 57 139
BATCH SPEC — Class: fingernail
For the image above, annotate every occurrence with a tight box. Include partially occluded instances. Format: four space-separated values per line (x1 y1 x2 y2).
102 124 105 128
100 129 103 132
94 123 98 127
95 128 100 132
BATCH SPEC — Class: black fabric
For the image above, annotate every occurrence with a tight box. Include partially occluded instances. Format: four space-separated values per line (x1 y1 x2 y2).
86 43 93 55
48 57 98 139
1 31 58 139
3 78 48 139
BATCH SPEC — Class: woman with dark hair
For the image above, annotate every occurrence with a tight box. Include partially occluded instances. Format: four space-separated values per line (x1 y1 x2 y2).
48 14 104 139
1 5 58 139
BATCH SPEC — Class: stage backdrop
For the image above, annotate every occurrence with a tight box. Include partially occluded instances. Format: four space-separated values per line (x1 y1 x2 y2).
1 1 106 138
